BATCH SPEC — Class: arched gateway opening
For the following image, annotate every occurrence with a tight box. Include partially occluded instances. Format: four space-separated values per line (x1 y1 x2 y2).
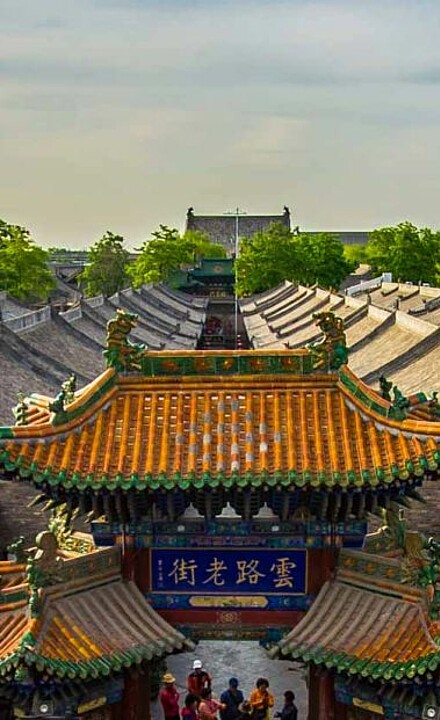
152 641 308 720
2 305 440 720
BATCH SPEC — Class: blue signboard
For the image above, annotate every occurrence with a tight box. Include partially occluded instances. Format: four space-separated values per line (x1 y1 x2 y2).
151 548 307 595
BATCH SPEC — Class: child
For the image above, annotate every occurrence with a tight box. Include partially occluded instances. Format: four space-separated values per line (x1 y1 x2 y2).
182 693 199 720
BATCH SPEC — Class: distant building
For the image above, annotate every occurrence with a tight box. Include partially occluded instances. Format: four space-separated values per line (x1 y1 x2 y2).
185 208 369 252
185 206 291 255
306 230 369 246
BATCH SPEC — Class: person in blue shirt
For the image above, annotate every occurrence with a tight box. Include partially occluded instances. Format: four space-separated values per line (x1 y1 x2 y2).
220 678 244 720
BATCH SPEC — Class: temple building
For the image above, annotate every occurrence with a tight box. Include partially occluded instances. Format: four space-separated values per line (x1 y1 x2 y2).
184 207 369 254
1 305 440 718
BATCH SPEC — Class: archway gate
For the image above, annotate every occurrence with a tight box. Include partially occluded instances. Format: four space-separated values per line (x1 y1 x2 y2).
2 322 440 716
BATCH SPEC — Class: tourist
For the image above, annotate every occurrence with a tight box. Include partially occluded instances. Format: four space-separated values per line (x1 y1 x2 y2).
187 659 212 698
274 691 298 720
198 688 226 720
182 693 199 720
160 672 180 720
220 678 244 720
248 678 274 720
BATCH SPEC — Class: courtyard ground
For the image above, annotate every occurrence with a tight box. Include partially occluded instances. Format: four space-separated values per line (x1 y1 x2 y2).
152 640 308 719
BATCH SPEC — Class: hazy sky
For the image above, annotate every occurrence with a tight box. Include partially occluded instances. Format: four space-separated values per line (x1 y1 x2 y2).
1 0 439 248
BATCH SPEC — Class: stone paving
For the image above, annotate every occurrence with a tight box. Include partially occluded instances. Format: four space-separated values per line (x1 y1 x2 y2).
152 641 308 720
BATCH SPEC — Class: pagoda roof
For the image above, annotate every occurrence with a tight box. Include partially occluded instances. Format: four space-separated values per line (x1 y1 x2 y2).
1 350 440 494
271 548 440 681
0 546 192 681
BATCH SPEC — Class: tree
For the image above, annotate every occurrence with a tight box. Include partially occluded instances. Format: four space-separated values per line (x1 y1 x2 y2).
128 225 225 287
235 224 353 296
293 232 354 289
344 244 368 267
0 219 55 302
81 231 130 297
366 222 440 285
235 223 297 296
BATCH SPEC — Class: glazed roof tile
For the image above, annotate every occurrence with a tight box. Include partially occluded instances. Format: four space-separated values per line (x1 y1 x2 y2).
2 353 440 492
274 578 440 681
0 552 192 680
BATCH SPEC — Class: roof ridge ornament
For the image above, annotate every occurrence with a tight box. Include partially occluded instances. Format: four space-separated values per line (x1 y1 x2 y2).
307 311 348 371
104 308 145 371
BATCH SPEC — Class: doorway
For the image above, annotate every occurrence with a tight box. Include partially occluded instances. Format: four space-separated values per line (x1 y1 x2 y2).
151 640 307 720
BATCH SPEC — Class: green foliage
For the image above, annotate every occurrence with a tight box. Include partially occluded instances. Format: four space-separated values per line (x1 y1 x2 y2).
366 222 440 285
344 244 368 267
0 219 55 302
294 233 354 289
235 223 297 296
81 231 130 297
129 225 225 287
235 224 353 296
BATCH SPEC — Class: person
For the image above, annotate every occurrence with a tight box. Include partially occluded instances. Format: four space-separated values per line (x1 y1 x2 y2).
274 691 298 720
182 693 199 720
220 678 244 720
198 688 226 720
187 659 212 698
248 678 274 720
160 673 180 720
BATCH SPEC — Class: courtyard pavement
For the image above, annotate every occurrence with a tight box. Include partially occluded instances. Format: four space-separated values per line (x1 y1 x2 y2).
152 641 308 720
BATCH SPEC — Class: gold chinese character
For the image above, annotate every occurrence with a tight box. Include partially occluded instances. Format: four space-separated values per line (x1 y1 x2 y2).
270 557 296 588
236 559 266 585
168 558 198 586
203 557 227 586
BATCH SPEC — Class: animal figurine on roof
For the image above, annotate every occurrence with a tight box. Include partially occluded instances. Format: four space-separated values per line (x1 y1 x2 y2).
307 311 348 370
104 309 145 372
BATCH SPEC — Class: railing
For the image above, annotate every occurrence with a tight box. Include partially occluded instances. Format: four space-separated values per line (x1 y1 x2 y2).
4 306 51 332
346 275 383 296
84 294 104 308
60 305 82 322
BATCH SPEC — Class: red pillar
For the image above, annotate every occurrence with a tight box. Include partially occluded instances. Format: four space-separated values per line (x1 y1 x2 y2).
120 532 136 581
122 668 139 720
308 665 340 720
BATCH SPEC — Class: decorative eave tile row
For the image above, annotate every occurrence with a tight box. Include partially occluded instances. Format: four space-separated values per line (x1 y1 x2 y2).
272 580 440 681
1 362 440 493
0 352 440 492
0 580 193 680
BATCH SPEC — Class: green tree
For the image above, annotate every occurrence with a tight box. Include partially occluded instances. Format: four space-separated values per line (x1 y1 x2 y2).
235 224 353 296
0 219 55 302
366 222 440 285
344 244 368 267
81 231 130 297
129 225 225 287
185 229 226 262
294 232 354 289
235 223 297 296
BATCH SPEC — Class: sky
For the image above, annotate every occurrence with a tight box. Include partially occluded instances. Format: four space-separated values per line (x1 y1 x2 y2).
1 0 440 249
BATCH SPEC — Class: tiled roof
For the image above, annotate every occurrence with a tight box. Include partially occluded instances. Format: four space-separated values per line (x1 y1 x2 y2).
274 577 440 681
1 355 440 493
0 552 192 680
186 210 291 252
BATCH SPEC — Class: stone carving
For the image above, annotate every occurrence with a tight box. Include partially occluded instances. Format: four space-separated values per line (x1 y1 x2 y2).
104 309 145 372
308 311 348 370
